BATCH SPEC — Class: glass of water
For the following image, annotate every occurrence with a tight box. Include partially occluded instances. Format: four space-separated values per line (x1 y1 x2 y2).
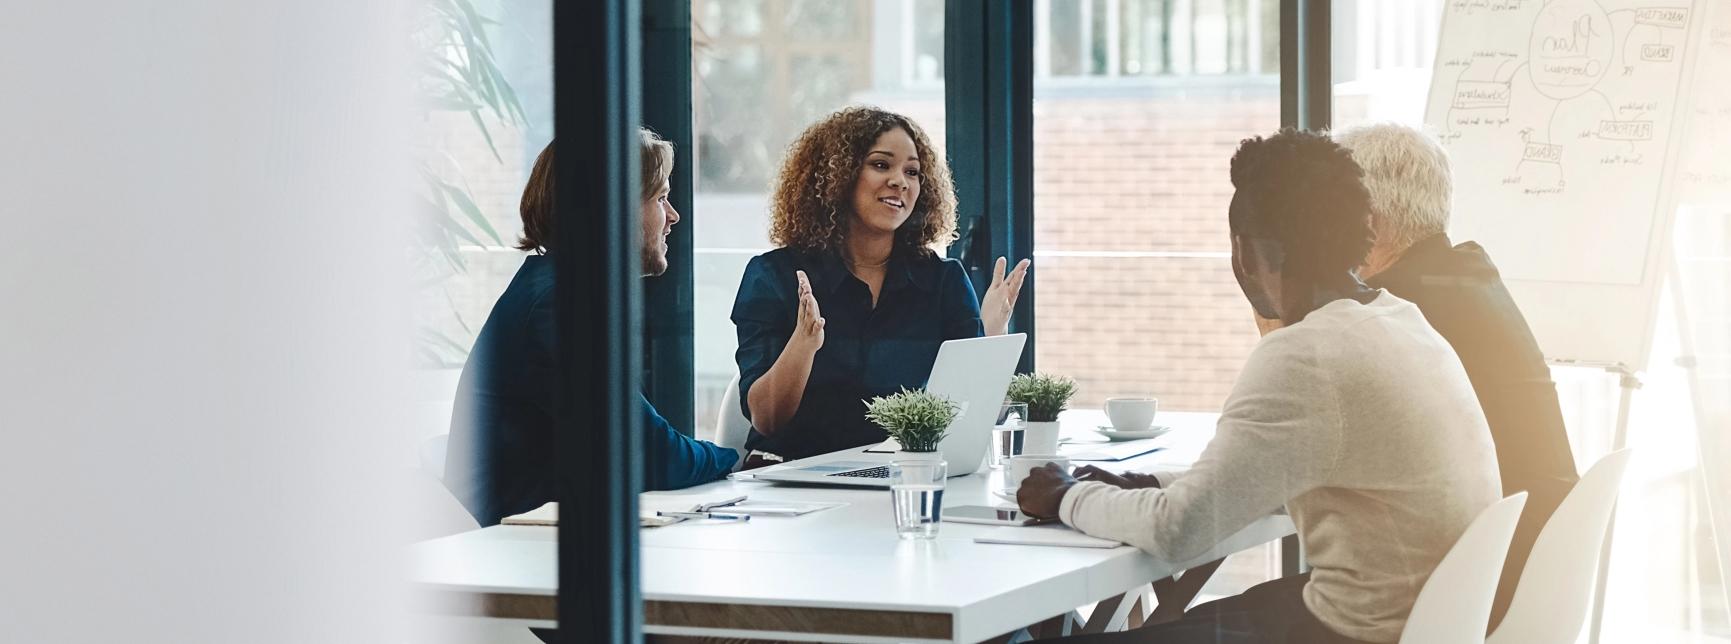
890 459 948 540
991 402 1028 468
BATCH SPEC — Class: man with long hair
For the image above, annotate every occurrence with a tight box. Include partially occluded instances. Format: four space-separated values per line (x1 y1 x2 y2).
444 130 737 528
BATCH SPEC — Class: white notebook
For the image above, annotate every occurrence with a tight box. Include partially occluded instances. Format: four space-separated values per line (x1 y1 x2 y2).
721 500 845 516
501 502 558 526
500 502 685 528
973 525 1123 549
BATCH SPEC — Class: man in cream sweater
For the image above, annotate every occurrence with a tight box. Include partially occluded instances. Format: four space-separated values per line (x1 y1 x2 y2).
1019 129 1501 644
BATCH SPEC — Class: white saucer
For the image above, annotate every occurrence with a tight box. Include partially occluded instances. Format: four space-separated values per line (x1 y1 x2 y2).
1093 425 1171 441
991 488 1019 503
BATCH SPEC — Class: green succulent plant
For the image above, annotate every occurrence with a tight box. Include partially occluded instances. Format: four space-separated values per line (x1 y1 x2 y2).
1006 372 1077 422
863 388 961 453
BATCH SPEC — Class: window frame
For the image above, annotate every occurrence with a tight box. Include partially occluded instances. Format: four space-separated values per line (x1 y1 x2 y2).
554 0 644 642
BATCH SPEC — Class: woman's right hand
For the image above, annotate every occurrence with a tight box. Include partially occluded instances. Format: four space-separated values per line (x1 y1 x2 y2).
789 270 825 354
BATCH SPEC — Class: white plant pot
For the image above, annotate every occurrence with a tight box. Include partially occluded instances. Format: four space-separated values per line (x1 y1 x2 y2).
1023 420 1062 455
894 449 944 462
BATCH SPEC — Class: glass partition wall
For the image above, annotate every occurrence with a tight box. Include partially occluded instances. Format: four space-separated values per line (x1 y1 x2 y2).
414 1 1729 638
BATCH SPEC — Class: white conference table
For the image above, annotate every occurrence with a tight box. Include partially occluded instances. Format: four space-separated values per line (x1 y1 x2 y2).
410 410 1296 643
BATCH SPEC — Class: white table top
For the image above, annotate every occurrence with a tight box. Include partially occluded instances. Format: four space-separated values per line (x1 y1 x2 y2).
409 410 1296 643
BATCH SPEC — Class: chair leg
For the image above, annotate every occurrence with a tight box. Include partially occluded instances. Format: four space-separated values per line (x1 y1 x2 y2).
1148 558 1227 625
1127 585 1151 629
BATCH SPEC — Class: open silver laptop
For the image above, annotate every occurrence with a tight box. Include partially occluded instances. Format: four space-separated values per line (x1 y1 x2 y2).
748 333 1027 488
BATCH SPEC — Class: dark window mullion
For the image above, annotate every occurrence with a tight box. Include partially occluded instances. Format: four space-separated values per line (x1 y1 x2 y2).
1280 0 1330 130
554 0 643 642
946 0 1035 372
1279 0 1329 580
642 0 697 435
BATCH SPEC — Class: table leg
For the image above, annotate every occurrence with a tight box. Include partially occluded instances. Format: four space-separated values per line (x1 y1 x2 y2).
1078 586 1145 634
1148 558 1226 625
1029 610 1081 639
1280 534 1306 576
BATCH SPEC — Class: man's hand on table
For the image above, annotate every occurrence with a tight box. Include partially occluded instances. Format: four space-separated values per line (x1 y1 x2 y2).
1073 465 1163 490
1016 464 1078 520
1019 464 1169 520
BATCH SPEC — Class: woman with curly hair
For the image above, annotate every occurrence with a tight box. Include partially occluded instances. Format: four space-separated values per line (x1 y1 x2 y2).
730 106 1029 466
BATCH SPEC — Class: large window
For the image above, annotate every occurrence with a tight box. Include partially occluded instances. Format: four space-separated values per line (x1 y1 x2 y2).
1033 0 1278 416
1329 0 1440 129
691 0 946 437
414 0 553 438
1037 0 1274 79
1030 0 1281 600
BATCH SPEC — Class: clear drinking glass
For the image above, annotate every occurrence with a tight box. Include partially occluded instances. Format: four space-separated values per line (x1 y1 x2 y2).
991 402 1029 468
890 459 948 540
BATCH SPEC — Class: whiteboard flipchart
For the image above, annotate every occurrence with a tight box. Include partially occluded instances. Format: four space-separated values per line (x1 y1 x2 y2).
1423 0 1708 369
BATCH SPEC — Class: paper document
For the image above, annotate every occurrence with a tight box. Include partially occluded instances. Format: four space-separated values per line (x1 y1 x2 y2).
501 502 558 526
500 502 697 528
723 500 845 516
1062 439 1163 462
973 525 1123 549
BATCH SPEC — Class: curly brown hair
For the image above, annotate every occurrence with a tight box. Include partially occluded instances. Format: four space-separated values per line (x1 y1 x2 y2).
768 106 957 256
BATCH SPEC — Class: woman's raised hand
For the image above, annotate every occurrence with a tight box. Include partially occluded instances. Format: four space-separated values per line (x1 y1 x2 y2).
981 257 1031 336
790 270 826 353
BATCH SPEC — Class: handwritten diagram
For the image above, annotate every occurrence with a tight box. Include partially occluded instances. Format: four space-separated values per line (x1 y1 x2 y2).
1426 0 1702 285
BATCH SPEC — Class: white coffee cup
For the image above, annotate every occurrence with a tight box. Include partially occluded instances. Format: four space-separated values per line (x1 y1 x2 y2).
1105 397 1159 432
1005 455 1072 489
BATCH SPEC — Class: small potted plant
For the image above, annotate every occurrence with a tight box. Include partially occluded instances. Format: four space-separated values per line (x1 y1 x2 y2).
1006 372 1077 454
864 387 961 459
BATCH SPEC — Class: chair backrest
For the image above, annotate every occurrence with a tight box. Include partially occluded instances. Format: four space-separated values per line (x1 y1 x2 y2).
1400 492 1528 644
1486 449 1633 644
713 372 752 459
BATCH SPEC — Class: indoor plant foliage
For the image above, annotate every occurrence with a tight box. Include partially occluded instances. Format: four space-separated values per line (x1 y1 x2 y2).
1006 373 1077 422
411 0 527 367
864 388 961 453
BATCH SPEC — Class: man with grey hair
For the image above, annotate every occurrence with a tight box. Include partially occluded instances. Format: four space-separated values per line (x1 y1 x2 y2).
1336 123 1578 628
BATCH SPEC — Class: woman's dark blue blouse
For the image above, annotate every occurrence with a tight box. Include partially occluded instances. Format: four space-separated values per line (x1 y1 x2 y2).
730 248 984 461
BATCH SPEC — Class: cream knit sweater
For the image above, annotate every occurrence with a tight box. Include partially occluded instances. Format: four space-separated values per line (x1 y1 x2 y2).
1059 292 1501 643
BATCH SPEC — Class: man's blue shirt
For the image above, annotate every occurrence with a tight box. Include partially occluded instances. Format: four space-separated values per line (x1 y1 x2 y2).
444 255 738 527
730 248 984 461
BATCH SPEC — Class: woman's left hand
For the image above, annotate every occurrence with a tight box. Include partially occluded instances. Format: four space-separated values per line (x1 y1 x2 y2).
981 256 1031 336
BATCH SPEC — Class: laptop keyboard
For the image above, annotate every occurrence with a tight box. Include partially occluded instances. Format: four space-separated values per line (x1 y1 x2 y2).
826 465 891 479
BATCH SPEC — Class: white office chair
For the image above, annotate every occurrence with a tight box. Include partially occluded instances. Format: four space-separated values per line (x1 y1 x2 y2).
1399 492 1528 644
713 372 753 461
1485 449 1633 644
409 433 476 541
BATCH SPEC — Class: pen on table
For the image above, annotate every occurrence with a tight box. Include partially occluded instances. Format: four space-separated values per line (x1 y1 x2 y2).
656 511 751 522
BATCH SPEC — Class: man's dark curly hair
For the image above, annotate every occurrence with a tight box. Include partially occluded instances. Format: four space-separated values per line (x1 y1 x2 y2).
1228 128 1375 279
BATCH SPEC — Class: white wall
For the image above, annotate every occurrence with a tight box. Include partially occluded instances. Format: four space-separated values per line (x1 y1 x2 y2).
0 2 413 642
